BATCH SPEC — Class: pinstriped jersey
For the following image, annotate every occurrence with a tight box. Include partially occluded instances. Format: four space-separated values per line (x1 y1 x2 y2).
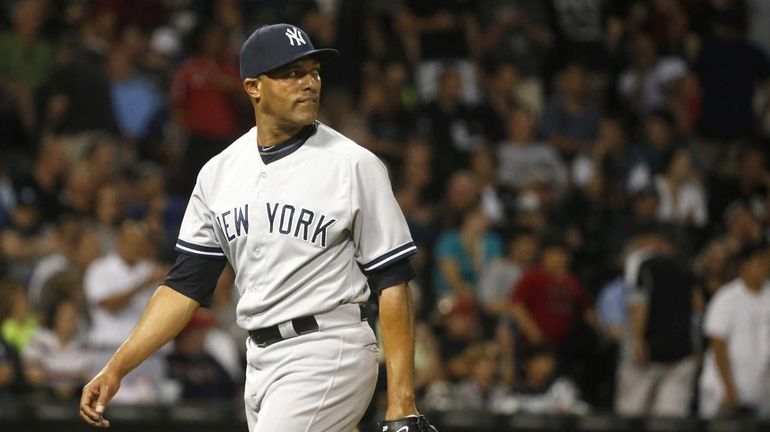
175 122 417 330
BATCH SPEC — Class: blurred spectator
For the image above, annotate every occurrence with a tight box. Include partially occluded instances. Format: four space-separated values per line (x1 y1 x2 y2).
627 110 679 192
616 228 698 417
477 0 552 77
0 0 52 133
10 134 68 225
478 229 539 320
572 115 630 193
93 183 126 253
720 201 763 256
108 41 165 143
479 61 543 144
26 216 90 310
511 190 548 232
496 107 568 195
433 206 503 300
127 162 186 258
513 344 572 395
166 309 237 401
469 147 504 225
0 279 39 352
699 242 770 418
396 0 482 104
540 63 601 161
1 181 54 281
394 143 435 271
83 135 119 189
493 343 588 415
708 146 770 226
654 148 708 228
510 237 594 355
548 0 607 68
418 67 487 188
43 11 121 140
396 0 480 64
434 298 483 381
694 240 733 302
170 22 242 194
695 10 770 143
617 33 689 115
438 170 479 229
596 275 627 343
84 220 168 403
21 295 88 399
61 162 95 216
90 0 169 32
450 343 512 411
358 61 416 162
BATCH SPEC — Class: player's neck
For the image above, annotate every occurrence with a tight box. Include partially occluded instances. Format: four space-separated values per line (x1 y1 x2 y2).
256 121 304 148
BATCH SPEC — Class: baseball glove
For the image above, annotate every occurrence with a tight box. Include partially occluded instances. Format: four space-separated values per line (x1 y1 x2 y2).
377 415 438 432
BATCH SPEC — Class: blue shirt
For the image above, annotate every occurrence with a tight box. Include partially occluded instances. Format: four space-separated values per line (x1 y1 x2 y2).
596 276 627 330
111 75 163 139
433 231 503 295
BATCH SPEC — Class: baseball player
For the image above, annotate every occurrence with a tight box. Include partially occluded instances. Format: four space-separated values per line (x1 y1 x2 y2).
79 23 437 432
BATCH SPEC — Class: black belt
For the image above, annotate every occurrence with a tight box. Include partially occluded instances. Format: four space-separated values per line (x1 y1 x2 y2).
249 304 367 348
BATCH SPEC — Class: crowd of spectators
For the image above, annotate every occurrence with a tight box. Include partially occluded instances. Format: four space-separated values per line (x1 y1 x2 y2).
1 0 770 423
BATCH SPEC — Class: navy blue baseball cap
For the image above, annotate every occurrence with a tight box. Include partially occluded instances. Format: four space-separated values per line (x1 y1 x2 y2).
239 23 338 80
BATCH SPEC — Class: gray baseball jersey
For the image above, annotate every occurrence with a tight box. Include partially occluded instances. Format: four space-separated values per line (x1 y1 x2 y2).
175 121 417 329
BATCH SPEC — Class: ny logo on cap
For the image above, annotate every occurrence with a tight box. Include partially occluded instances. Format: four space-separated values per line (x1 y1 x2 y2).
285 27 306 46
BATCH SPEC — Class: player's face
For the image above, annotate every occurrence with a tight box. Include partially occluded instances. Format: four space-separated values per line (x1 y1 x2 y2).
256 58 322 127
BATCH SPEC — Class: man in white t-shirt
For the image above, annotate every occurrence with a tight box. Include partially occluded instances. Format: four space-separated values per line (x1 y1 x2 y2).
84 221 168 403
699 242 770 418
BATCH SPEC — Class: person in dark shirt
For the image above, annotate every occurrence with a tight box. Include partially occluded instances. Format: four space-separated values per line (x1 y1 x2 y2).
166 309 236 401
695 13 770 141
418 67 487 190
11 134 68 222
616 226 699 417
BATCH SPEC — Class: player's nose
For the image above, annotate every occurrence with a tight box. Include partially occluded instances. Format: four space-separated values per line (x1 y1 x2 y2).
300 73 320 92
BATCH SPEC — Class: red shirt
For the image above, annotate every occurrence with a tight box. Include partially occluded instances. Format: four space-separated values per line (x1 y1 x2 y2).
171 57 241 139
511 267 589 345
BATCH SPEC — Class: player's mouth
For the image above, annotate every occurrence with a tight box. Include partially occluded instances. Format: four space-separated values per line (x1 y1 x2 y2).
296 97 318 105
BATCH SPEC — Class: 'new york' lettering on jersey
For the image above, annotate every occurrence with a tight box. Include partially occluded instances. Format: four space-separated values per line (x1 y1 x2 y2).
265 202 337 248
175 122 417 330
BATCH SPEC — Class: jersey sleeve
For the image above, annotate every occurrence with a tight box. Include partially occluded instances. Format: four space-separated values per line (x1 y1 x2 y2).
351 153 417 272
175 172 226 259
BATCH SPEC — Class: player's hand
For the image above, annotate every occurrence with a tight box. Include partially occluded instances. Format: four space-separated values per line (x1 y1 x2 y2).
79 370 121 428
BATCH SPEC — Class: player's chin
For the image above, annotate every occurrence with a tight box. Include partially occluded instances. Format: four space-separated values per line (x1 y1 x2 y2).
292 106 318 124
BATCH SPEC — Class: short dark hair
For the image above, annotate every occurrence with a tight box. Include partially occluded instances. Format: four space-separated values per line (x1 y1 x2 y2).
736 240 770 265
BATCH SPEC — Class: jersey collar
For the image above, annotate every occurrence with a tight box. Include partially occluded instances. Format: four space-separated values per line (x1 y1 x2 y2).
258 122 317 164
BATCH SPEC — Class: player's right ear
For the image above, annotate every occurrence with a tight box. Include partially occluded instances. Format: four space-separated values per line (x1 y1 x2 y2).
243 78 260 100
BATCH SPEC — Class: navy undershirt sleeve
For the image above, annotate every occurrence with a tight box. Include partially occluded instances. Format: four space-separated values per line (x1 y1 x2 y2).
163 251 227 308
365 257 415 294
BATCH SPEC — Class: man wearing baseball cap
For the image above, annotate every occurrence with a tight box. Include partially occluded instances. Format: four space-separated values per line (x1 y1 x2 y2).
80 23 436 432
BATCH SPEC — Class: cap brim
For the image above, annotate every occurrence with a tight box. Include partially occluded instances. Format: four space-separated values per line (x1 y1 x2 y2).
262 48 338 75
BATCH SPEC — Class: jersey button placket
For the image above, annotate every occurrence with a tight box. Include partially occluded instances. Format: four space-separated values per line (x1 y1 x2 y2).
253 171 267 264
257 172 267 200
